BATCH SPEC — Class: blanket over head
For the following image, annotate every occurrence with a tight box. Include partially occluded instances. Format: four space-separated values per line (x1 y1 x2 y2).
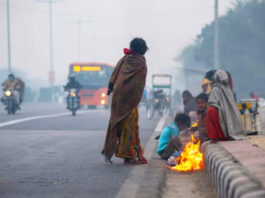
208 70 245 140
102 52 147 159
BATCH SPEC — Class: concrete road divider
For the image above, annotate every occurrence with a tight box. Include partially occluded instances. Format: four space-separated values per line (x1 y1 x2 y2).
202 139 265 198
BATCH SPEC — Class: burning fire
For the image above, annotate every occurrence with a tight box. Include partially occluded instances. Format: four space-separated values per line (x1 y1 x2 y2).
170 134 204 172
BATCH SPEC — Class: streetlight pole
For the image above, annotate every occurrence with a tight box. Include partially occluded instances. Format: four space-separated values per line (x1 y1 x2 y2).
78 20 81 61
214 0 219 69
37 0 63 102
37 0 63 86
6 0 12 73
48 1 54 84
71 18 89 61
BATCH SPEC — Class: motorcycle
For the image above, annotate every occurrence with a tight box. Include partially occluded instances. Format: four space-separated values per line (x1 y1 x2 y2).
146 90 169 119
2 89 19 115
67 89 79 116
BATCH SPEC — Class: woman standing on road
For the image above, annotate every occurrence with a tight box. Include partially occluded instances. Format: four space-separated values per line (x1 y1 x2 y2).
102 38 148 165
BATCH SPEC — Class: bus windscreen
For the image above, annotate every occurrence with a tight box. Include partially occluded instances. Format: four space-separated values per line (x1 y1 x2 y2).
70 65 113 89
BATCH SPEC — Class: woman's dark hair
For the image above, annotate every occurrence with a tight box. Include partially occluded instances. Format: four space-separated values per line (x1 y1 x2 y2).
196 93 208 102
130 38 148 55
174 113 191 128
205 70 217 81
182 90 192 98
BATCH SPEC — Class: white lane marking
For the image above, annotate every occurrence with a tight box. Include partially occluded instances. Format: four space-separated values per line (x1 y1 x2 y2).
0 111 90 128
115 116 167 198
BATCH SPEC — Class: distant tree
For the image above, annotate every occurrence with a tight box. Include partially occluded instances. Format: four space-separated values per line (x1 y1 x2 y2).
178 0 265 97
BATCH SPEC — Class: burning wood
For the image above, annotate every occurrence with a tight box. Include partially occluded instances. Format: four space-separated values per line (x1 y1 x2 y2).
169 134 204 172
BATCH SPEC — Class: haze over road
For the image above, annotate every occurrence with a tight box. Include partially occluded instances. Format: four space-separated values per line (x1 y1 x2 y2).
0 102 159 198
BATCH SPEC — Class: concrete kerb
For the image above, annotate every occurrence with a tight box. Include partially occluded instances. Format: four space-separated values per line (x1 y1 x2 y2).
203 142 265 198
115 116 168 198
234 183 261 198
241 190 265 198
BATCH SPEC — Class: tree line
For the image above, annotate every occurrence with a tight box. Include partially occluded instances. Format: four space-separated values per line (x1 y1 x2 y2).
178 0 265 98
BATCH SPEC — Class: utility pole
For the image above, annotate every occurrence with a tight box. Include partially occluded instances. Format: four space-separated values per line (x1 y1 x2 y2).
37 0 63 86
6 0 12 73
37 0 63 102
214 0 219 69
48 1 54 85
70 18 89 61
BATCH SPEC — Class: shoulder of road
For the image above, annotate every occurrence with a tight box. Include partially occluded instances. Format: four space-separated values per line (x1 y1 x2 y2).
116 114 265 198
116 116 216 198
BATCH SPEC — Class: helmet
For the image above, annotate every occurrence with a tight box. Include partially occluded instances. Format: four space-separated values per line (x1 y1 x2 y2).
69 74 75 81
8 73 15 81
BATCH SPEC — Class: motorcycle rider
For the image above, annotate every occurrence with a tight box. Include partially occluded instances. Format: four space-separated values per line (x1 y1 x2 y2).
2 73 25 108
64 75 82 109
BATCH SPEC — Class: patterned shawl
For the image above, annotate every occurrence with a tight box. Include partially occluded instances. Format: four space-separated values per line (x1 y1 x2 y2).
102 53 147 160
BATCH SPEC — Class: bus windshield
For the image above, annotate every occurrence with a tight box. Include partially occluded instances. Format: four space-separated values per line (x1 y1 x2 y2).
70 65 113 89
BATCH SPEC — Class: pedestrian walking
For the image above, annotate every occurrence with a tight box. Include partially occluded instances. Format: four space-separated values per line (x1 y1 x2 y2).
102 38 148 165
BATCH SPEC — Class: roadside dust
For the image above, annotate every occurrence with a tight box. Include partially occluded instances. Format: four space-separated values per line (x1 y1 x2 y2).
162 169 217 198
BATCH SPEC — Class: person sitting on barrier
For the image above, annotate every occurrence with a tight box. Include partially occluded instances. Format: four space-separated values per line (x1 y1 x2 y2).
206 70 245 140
156 113 191 160
195 93 209 142
202 70 217 95
182 90 197 115
201 78 211 95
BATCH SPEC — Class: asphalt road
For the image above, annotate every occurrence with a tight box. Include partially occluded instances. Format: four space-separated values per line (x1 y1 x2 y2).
0 102 160 198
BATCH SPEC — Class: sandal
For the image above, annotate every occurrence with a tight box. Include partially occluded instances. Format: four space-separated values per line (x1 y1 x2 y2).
124 158 140 165
138 156 148 164
101 150 113 164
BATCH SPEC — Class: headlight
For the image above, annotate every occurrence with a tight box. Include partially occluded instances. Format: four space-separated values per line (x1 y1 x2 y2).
70 91 76 97
101 93 106 98
101 99 106 105
5 90 12 97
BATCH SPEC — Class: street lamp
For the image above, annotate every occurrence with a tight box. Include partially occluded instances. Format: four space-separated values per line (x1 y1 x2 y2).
36 0 64 86
70 18 90 61
214 0 219 69
6 0 12 73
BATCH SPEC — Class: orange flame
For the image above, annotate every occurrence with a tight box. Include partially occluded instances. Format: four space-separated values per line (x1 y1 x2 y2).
170 134 204 172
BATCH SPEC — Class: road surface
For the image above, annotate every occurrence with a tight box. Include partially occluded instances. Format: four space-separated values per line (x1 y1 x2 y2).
0 102 160 198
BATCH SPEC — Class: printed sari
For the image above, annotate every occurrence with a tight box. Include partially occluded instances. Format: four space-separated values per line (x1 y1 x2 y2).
116 107 143 159
102 52 147 161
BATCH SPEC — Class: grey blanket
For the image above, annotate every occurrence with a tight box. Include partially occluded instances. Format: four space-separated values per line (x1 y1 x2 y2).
208 70 245 139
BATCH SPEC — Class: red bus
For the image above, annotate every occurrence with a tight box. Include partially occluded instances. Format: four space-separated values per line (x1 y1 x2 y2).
68 62 114 108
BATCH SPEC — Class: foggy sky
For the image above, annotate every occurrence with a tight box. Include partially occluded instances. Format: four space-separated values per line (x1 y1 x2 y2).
0 0 235 86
